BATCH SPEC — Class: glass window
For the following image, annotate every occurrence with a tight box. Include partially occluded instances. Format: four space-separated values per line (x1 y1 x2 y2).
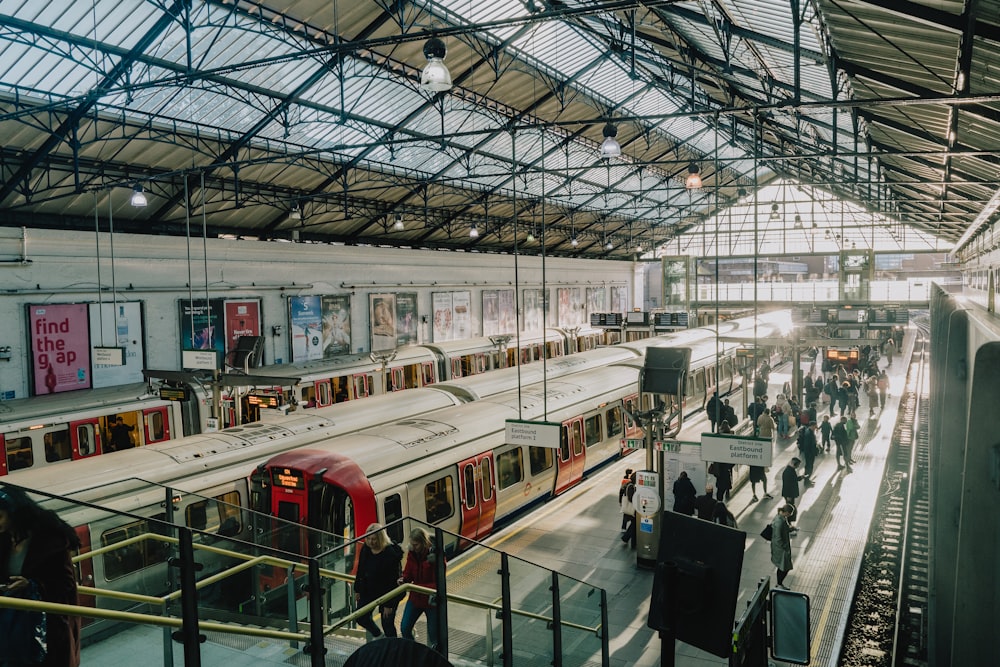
185 491 242 535
383 494 404 544
146 409 166 442
451 358 463 378
318 381 332 405
301 384 317 407
559 426 570 462
77 423 97 457
424 477 454 524
44 429 71 463
481 458 494 500
571 421 584 455
5 436 33 471
353 374 371 398
497 449 524 490
463 464 476 509
101 514 170 581
623 397 637 429
421 363 435 385
584 415 603 446
529 446 553 476
606 407 623 437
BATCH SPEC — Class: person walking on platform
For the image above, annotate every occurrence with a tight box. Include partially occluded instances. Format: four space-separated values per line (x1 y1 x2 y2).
877 370 889 409
797 422 818 486
712 462 734 501
712 502 738 528
672 471 697 516
722 399 738 431
757 405 775 442
706 392 722 433
771 505 795 589
884 337 896 367
820 414 832 452
865 375 880 417
694 484 718 520
620 473 637 548
824 377 838 416
354 523 405 639
618 468 634 529
832 416 850 471
845 414 860 466
748 465 772 503
780 459 802 534
399 528 445 652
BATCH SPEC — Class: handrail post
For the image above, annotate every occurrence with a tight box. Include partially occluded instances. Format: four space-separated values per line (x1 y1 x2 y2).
304 558 326 667
169 527 203 667
499 552 513 667
550 571 563 667
286 564 298 647
601 587 610 667
433 527 449 657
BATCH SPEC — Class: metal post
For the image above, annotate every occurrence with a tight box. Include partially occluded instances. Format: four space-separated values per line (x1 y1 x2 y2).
170 528 203 667
499 553 514 667
434 527 449 657
550 570 563 667
600 587 610 667
304 559 326 667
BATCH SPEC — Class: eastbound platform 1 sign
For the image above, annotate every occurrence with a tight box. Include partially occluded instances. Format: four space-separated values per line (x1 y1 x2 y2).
505 419 561 449
701 433 773 467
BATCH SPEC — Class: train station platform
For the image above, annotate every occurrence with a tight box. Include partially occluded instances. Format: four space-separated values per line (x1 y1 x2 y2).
478 335 914 666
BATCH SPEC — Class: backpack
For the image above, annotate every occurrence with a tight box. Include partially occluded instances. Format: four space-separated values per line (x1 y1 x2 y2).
799 411 810 426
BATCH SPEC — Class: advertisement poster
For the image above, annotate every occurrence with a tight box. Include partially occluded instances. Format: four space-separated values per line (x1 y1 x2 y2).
452 291 471 339
178 298 225 367
482 290 499 337
587 287 606 317
498 289 515 333
289 295 323 362
523 289 544 332
559 288 584 326
321 295 352 357
433 292 455 341
395 292 418 346
29 303 91 395
224 300 261 359
370 293 397 351
89 302 145 388
611 286 628 313
570 287 584 325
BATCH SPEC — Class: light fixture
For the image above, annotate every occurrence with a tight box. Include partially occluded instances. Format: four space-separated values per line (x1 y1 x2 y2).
420 37 452 92
469 224 479 238
130 184 148 208
824 229 832 239
393 214 405 231
793 214 803 229
571 236 579 247
600 123 621 159
769 203 781 220
526 228 535 243
606 240 614 250
684 163 702 190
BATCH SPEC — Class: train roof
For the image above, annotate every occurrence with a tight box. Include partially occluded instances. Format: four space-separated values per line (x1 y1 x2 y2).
0 382 163 427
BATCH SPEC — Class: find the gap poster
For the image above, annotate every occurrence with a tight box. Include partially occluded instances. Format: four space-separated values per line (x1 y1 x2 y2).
28 303 91 395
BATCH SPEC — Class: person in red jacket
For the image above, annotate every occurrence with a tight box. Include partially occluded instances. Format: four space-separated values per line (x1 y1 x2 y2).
399 527 445 651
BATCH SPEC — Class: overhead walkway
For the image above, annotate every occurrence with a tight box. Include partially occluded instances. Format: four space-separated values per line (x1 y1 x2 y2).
0 481 608 667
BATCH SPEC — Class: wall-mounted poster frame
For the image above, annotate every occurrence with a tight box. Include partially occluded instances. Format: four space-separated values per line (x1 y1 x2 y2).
586 287 607 319
523 288 545 332
321 295 351 357
611 286 628 313
370 293 397 351
395 292 418 346
90 301 146 388
433 292 455 341
179 298 226 369
28 302 92 395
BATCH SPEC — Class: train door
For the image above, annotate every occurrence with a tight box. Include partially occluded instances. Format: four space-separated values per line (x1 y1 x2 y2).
389 367 405 392
315 379 333 407
70 418 102 460
457 453 497 547
420 361 436 386
451 357 464 379
553 417 585 495
143 406 171 444
475 353 488 374
352 373 372 398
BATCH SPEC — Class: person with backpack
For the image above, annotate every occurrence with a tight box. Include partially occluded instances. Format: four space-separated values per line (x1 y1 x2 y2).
620 472 637 548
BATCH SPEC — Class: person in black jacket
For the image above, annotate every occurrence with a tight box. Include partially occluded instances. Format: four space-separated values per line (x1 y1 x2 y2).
671 471 697 516
0 484 81 667
354 523 404 639
780 459 803 533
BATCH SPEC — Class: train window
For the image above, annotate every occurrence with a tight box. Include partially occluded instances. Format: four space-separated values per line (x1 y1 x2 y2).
390 368 405 391
44 429 71 463
559 426 571 462
424 477 454 525
584 415 603 446
383 494 404 544
145 409 166 442
185 491 241 535
317 381 332 406
101 515 170 581
421 363 435 386
451 358 463 378
76 423 97 457
476 353 487 374
333 379 349 403
353 374 372 398
481 458 494 501
5 436 33 471
301 384 317 407
402 365 419 389
606 407 623 438
497 449 524 490
528 446 553 475
462 464 476 509
571 421 584 456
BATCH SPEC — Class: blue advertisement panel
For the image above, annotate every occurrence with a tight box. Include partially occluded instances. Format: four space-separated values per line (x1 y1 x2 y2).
178 298 225 368
289 295 323 361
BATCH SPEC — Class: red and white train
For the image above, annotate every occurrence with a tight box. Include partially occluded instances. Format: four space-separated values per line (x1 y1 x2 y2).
5 310 791 623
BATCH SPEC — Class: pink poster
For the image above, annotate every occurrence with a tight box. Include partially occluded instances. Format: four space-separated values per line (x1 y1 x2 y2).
224 300 261 356
29 303 91 394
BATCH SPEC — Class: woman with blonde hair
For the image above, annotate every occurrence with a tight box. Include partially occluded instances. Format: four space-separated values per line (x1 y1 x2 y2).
353 523 404 639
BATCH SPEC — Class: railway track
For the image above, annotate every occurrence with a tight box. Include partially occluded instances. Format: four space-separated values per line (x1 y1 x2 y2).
838 336 930 667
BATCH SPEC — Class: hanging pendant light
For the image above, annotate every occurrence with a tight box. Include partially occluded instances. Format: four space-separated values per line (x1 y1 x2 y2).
130 184 148 208
469 223 479 238
684 163 702 190
420 37 452 92
393 213 405 231
600 123 621 159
